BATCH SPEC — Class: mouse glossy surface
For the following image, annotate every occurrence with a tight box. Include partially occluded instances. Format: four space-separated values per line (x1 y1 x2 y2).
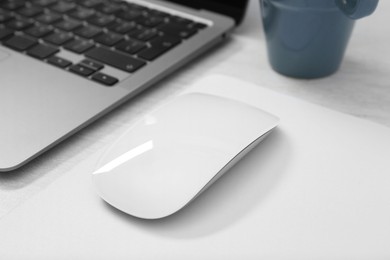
93 93 278 219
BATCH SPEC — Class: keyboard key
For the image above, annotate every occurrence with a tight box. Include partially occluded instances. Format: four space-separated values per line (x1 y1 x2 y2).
32 0 57 7
0 27 14 40
136 14 164 28
4 35 37 51
85 47 146 73
68 7 95 20
64 39 94 54
80 59 104 71
158 23 197 39
24 24 53 38
94 32 122 46
129 28 158 42
0 9 13 23
44 31 73 45
74 25 102 39
55 19 82 31
27 43 59 59
47 55 72 68
79 0 102 8
148 9 171 20
88 13 115 27
137 35 181 60
150 35 181 48
50 1 76 13
109 21 136 34
116 39 145 55
69 64 94 77
92 72 118 86
117 9 142 21
1 1 25 11
17 5 43 17
6 19 33 30
169 16 192 26
36 12 62 24
97 3 122 15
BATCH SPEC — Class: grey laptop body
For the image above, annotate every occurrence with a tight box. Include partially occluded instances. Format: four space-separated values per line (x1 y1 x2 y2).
0 0 248 171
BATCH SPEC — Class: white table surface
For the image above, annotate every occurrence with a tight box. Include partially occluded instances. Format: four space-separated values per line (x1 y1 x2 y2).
0 0 389 218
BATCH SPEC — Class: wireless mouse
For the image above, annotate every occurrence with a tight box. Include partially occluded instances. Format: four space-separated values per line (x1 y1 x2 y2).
92 93 279 219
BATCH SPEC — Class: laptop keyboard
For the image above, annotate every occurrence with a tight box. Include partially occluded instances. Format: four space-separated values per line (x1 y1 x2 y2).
0 0 207 86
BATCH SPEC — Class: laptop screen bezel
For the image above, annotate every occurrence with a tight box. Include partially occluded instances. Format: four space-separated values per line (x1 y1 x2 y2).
165 0 249 25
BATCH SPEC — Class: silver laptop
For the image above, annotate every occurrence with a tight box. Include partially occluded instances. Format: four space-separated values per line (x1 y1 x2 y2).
0 0 248 171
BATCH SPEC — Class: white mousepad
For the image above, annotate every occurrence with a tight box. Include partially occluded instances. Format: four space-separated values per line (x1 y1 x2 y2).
0 75 389 259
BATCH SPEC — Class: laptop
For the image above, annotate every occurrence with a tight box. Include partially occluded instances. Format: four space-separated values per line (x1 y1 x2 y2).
0 0 248 171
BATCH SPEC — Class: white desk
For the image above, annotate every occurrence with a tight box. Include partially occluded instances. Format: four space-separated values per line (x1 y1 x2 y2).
0 0 389 218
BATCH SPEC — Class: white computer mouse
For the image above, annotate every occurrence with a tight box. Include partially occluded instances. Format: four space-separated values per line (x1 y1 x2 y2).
92 93 279 219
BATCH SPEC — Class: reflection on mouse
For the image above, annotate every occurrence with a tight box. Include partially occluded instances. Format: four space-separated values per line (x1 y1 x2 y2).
92 93 279 219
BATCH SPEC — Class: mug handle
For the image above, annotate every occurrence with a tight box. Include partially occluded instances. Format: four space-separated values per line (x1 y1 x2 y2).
335 0 379 19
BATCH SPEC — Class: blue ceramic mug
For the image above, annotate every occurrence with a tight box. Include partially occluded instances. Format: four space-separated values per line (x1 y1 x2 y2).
260 0 379 78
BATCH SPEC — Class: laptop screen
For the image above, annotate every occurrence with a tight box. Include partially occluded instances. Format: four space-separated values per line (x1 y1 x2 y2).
166 0 249 24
